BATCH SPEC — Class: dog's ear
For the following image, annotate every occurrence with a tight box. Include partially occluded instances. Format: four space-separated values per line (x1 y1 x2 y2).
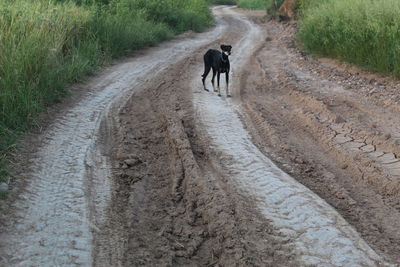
220 45 226 51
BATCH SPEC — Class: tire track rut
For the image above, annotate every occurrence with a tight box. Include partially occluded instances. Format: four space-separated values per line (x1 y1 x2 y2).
239 15 400 264
191 9 389 265
0 8 225 266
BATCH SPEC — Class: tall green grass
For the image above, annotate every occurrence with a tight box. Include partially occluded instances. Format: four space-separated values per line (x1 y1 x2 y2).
298 0 400 77
237 0 284 13
237 0 266 10
296 0 330 14
0 0 212 184
237 0 284 15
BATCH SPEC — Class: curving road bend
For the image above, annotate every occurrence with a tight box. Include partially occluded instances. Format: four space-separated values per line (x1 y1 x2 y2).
0 6 395 267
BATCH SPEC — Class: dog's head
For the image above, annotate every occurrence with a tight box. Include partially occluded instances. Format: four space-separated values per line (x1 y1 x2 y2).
221 44 232 56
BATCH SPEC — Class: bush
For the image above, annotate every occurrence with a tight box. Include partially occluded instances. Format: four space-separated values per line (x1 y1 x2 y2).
298 0 400 77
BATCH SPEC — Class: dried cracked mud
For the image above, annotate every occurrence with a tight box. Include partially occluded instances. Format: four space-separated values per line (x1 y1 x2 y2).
1 6 400 267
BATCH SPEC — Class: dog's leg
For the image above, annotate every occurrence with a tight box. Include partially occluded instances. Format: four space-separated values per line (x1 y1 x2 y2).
202 65 211 91
217 72 221 97
211 68 217 92
226 72 231 97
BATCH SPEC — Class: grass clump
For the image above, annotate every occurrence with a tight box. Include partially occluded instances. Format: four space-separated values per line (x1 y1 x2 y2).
237 0 266 10
0 0 212 184
298 0 400 77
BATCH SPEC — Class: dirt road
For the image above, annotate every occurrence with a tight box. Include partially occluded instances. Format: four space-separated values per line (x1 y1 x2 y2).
1 6 399 266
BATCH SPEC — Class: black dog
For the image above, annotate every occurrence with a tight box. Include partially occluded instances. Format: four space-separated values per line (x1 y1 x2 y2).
202 45 232 97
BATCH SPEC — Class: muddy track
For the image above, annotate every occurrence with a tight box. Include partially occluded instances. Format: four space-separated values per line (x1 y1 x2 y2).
239 16 400 264
1 6 399 267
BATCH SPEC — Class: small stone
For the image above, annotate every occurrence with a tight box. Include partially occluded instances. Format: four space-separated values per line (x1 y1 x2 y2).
0 183 9 193
294 157 305 164
154 251 163 259
305 167 314 173
124 158 142 167
348 198 357 206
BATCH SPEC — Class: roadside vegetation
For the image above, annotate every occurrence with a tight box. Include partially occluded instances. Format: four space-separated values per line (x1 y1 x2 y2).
232 0 284 14
237 0 266 10
298 0 400 78
211 0 237 5
0 0 212 185
234 0 400 79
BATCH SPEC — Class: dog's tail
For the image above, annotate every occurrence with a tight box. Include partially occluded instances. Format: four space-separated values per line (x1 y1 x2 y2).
202 51 212 79
202 65 211 79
